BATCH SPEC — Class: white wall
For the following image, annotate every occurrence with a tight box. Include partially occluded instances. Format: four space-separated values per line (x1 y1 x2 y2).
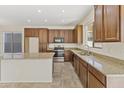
79 7 124 60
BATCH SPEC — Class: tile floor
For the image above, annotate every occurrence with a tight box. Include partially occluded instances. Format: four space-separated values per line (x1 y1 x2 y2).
0 62 83 88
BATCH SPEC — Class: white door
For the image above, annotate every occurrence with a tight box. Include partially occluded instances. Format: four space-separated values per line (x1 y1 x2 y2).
29 37 39 53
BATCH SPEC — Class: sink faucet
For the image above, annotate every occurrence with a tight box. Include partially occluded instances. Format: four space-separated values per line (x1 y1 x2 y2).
83 44 91 56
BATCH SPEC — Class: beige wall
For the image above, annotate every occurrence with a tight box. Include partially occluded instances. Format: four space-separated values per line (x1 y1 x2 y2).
79 6 124 60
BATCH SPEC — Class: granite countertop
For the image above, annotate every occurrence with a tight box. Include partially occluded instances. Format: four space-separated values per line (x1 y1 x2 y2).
1 53 55 60
71 49 124 76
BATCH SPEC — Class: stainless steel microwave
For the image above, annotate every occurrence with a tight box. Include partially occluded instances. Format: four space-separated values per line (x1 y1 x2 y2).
54 37 64 43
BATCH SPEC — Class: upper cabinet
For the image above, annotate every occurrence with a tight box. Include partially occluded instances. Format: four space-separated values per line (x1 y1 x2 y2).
39 28 48 43
104 5 120 41
73 25 83 44
94 5 103 42
48 29 74 43
94 5 121 42
24 28 39 37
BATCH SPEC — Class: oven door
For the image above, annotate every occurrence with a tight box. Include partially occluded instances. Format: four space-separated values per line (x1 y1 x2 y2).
54 50 64 57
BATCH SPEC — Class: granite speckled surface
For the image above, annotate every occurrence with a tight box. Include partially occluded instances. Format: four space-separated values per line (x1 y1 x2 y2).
71 49 124 76
1 53 55 59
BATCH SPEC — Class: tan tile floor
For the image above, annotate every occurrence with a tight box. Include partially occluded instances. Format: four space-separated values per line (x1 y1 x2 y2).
0 62 83 88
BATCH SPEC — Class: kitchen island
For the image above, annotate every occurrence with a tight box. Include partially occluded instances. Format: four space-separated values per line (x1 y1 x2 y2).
0 53 54 83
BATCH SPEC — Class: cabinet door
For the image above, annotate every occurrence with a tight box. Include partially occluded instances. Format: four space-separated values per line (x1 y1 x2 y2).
94 5 103 42
33 28 39 37
42 43 48 52
64 30 69 43
39 43 47 52
68 30 73 43
76 59 80 76
24 28 33 37
39 29 48 43
74 55 76 69
74 55 80 76
104 5 120 41
88 71 105 88
79 62 88 88
64 50 70 62
59 30 65 38
48 30 54 43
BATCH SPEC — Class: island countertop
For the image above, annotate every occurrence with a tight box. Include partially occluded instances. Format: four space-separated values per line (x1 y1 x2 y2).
1 53 55 60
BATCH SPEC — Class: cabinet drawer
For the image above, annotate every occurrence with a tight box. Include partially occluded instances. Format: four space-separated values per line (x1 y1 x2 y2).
79 58 87 67
88 65 106 86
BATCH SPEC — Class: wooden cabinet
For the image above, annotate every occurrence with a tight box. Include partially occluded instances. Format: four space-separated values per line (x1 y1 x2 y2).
48 30 55 43
39 43 48 52
73 25 83 44
24 28 39 37
39 29 48 52
39 29 48 43
64 50 74 65
48 29 74 43
88 71 105 88
94 5 120 42
94 5 103 42
24 28 48 53
79 59 88 88
88 65 106 88
74 55 80 76
73 53 106 88
104 5 120 41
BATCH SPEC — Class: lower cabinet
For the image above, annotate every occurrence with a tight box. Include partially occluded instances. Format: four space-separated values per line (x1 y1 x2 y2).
79 61 88 88
88 71 105 88
73 53 106 88
74 55 80 76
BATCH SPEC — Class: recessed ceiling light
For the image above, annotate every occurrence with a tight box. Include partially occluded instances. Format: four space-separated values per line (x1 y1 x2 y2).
27 19 31 23
62 10 65 13
37 9 41 13
44 19 47 22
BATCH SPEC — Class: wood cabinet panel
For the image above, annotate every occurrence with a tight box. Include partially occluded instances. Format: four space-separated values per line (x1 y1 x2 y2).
48 29 74 43
64 50 71 62
64 30 69 43
94 5 103 42
33 29 39 37
104 5 120 41
88 71 105 88
73 53 106 88
73 25 83 44
24 28 33 37
88 65 106 85
79 61 88 88
48 30 55 43
39 43 48 52
74 55 80 76
24 28 39 37
94 5 120 42
39 29 48 43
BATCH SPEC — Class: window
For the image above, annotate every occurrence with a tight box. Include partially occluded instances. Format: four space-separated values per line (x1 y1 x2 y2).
84 23 93 47
3 32 22 53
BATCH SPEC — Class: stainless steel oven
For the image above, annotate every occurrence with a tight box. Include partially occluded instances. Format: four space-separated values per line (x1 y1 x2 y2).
53 47 64 62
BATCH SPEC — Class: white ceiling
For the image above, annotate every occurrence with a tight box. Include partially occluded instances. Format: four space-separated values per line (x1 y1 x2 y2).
0 5 93 27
